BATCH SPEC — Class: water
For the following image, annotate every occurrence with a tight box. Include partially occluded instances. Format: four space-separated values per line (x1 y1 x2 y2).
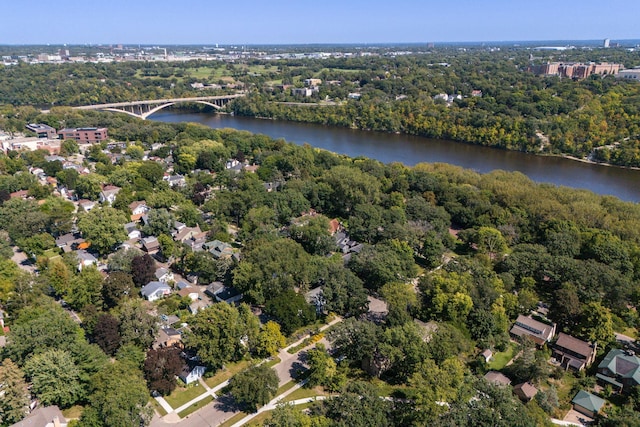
151 111 640 202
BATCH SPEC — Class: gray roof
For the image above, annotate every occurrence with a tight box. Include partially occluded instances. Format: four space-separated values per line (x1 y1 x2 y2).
76 249 97 262
10 405 67 427
141 281 171 298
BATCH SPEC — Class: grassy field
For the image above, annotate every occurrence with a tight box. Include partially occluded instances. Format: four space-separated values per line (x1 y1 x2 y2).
282 385 325 402
487 342 518 370
205 359 253 389
164 383 206 409
219 411 248 427
177 395 215 418
264 356 281 368
61 405 83 419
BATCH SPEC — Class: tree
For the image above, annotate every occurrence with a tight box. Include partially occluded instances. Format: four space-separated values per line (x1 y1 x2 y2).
328 318 381 364
107 247 140 273
143 208 175 237
130 254 156 287
92 313 122 356
24 349 84 408
89 361 152 427
116 299 158 350
349 240 418 291
579 301 615 346
265 290 316 335
265 403 316 427
290 215 336 255
77 206 128 255
137 161 164 184
229 365 279 412
66 265 103 310
183 303 249 369
380 282 418 326
143 347 183 396
321 381 391 427
102 271 135 309
60 139 79 156
319 262 369 317
320 165 381 216
0 358 30 425
306 343 345 392
256 321 287 358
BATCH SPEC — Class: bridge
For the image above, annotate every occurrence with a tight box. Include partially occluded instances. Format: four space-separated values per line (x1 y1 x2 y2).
73 94 245 120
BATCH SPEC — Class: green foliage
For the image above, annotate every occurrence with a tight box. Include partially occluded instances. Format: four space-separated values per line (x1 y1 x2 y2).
24 349 84 408
256 321 287 358
349 239 417 291
265 290 316 335
0 358 30 425
77 206 128 255
229 364 279 412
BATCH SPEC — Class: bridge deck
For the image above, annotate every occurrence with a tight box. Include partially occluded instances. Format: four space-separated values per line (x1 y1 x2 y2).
74 94 245 110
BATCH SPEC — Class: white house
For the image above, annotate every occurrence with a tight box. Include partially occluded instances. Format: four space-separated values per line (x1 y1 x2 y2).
179 364 206 385
99 185 120 204
75 250 97 271
154 267 174 283
124 222 141 240
140 281 171 302
129 200 149 216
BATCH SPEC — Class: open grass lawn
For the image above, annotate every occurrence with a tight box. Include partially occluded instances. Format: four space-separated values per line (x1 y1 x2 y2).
205 359 253 389
164 383 206 409
277 380 297 396
149 399 168 417
219 411 248 427
487 342 518 370
177 395 214 418
282 385 326 402
61 405 83 419
264 356 281 368
548 372 578 418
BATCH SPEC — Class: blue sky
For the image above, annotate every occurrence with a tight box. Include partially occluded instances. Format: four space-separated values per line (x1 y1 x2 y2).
1 0 637 45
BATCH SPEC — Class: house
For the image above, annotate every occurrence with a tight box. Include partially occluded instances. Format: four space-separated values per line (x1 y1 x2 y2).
513 382 538 402
98 185 120 204
77 199 96 212
55 233 85 253
173 224 202 244
164 174 186 188
153 327 182 350
176 280 191 291
188 299 209 314
75 250 97 271
480 349 493 363
552 333 597 371
124 222 141 240
597 349 640 393
141 236 160 255
225 159 244 173
9 405 68 427
140 281 171 302
179 363 206 385
154 267 174 283
205 240 235 260
509 315 556 346
129 200 149 220
205 282 243 304
328 219 341 235
483 371 511 387
571 390 605 418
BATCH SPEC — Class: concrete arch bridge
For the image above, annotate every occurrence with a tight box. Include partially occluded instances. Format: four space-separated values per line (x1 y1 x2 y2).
73 94 245 120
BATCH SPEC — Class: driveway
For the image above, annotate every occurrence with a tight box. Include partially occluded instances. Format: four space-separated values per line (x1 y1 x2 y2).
10 246 37 273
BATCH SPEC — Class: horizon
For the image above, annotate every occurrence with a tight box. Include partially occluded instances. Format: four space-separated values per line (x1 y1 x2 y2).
1 0 638 45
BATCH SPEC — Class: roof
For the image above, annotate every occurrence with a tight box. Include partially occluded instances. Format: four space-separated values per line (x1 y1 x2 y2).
76 249 97 262
513 382 538 399
205 281 225 297
141 281 171 297
598 349 640 383
483 371 511 386
155 267 170 279
572 390 605 413
510 315 555 344
555 333 595 358
129 200 147 211
10 405 67 427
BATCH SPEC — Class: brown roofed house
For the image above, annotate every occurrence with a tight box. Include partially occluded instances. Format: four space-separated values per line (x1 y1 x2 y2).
553 332 597 371
484 371 511 387
510 315 556 346
513 382 538 402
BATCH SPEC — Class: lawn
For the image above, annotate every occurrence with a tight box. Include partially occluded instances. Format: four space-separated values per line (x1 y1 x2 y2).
264 356 281 368
219 411 248 427
276 380 297 396
204 359 253 389
164 383 206 409
177 395 214 418
282 385 325 402
487 343 518 370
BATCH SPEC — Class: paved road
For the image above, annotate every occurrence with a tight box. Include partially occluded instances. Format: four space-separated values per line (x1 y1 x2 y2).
10 246 37 273
150 317 342 427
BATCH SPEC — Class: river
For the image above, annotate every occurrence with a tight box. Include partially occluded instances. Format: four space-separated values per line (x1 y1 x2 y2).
151 111 640 203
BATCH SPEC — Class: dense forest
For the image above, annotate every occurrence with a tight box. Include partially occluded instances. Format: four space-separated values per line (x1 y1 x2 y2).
0 107 639 425
2 46 640 166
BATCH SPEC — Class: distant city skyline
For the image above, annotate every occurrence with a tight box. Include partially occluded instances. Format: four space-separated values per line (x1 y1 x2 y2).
1 0 638 45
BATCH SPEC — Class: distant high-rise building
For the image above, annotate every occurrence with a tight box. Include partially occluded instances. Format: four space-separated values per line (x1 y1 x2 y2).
604 38 610 48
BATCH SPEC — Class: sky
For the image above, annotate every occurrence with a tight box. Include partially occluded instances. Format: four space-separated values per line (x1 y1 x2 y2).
1 0 638 45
